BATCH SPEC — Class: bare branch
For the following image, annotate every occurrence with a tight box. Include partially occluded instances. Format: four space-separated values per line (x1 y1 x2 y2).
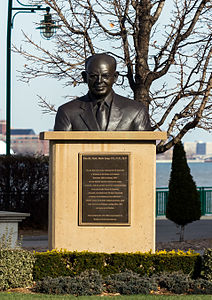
14 0 212 153
152 0 165 24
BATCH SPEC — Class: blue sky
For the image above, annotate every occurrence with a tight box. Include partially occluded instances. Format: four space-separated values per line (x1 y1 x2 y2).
0 0 211 142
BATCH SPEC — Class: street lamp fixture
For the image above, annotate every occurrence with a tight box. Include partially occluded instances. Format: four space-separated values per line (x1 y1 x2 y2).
6 0 59 155
37 8 57 39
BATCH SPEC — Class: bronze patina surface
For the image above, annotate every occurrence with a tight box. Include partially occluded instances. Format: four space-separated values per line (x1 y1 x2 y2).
54 53 151 131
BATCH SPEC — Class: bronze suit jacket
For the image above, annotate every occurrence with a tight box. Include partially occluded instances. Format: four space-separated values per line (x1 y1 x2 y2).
54 92 152 131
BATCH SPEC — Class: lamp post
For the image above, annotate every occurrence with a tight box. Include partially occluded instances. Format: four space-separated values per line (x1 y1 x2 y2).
6 0 57 155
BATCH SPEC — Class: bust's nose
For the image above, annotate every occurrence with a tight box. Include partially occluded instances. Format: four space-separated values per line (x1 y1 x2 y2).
96 74 103 83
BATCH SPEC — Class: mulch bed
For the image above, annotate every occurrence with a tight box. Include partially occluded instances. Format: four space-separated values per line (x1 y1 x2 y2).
156 238 212 252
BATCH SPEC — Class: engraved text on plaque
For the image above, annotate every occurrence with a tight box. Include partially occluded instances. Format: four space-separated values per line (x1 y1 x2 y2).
79 153 130 225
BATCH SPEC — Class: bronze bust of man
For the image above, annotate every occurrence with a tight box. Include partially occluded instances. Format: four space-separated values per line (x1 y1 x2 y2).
54 53 151 131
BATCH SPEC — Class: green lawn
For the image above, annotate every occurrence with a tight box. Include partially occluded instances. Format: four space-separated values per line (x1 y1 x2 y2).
0 294 212 300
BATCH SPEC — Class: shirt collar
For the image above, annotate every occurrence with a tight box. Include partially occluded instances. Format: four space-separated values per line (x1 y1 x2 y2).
88 91 114 107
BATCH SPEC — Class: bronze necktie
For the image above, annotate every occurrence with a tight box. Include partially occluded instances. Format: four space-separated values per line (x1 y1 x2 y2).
96 101 107 131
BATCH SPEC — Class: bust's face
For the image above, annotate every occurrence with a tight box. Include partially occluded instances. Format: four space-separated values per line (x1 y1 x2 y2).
85 55 118 99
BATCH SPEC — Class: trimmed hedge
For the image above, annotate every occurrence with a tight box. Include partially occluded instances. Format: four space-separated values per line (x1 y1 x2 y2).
0 248 211 294
0 249 35 290
33 250 201 281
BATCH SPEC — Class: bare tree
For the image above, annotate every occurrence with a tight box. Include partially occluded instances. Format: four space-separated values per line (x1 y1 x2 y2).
14 0 212 153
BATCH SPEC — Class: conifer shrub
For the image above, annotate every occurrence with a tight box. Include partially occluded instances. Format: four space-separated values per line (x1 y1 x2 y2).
166 141 201 241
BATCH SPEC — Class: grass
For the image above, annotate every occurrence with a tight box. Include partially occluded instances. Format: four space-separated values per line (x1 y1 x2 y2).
0 294 212 300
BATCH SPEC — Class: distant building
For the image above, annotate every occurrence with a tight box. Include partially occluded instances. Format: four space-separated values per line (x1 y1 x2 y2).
206 142 212 155
184 142 196 156
156 148 173 160
0 120 48 155
11 133 48 155
0 120 6 135
196 142 206 155
184 141 212 157
11 129 35 135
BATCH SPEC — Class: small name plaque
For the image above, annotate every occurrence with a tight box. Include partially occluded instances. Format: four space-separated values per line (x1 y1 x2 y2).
79 153 130 226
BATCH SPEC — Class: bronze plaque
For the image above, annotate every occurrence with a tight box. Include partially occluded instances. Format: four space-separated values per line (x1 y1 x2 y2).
79 153 130 226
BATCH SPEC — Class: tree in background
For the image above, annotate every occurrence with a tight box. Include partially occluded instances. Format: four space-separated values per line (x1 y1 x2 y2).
0 155 48 229
15 0 212 152
166 141 201 242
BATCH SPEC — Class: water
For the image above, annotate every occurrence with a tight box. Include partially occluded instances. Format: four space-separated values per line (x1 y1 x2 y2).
156 162 212 187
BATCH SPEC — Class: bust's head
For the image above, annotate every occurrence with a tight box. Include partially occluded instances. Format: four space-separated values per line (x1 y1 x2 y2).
82 53 118 99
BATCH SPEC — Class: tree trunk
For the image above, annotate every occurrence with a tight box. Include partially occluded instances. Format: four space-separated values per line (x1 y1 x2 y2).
134 84 150 109
179 225 185 242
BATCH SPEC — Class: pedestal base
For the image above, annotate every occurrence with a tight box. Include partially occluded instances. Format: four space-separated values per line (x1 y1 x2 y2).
40 131 166 253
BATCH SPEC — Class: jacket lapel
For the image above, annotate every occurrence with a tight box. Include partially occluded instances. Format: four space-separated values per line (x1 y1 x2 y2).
107 93 124 131
79 96 99 130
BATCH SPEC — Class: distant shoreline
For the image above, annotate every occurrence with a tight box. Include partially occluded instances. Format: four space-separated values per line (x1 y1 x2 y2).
156 160 212 187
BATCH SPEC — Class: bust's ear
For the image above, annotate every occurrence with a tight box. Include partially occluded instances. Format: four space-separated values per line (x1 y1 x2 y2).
114 71 119 83
81 71 87 83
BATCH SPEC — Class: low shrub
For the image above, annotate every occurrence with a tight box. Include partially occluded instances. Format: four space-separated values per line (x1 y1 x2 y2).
33 250 201 281
35 269 103 296
189 278 212 294
152 272 190 294
0 249 35 290
152 271 212 295
35 270 212 295
201 248 212 281
36 270 158 296
104 270 157 295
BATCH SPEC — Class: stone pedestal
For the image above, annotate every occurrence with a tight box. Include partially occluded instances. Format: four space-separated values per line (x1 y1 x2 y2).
0 211 30 248
40 131 166 253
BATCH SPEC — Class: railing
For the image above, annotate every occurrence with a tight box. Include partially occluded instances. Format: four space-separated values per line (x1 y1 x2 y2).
1 188 211 219
156 187 168 217
156 187 212 217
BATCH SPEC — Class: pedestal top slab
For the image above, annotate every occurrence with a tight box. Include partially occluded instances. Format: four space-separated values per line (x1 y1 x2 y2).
40 131 167 141
0 211 30 222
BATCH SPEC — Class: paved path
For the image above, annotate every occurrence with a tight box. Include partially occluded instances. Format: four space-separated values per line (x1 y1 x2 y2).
20 217 212 250
20 234 48 249
156 218 212 243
